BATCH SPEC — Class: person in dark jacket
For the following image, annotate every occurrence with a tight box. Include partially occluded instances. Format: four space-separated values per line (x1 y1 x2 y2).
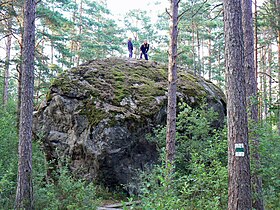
127 38 133 58
140 40 149 60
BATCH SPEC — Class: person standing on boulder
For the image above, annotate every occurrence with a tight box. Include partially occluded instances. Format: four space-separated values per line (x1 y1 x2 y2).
127 38 133 58
140 40 149 60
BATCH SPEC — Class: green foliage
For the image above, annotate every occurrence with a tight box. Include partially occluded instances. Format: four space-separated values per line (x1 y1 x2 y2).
34 168 100 209
0 103 100 209
138 165 183 210
0 96 279 209
139 102 228 209
179 152 228 209
257 123 280 209
141 102 280 209
0 106 18 209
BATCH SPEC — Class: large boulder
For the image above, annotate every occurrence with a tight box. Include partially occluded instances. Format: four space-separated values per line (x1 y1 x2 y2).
33 57 226 189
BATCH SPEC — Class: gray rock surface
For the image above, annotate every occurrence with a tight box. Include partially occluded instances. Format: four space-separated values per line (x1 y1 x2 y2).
33 57 226 189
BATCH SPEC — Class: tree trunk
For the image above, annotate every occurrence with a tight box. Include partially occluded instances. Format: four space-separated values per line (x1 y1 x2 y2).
208 30 212 81
242 0 264 209
76 0 83 66
15 0 36 208
268 45 272 119
201 37 204 76
192 22 196 75
197 29 201 76
218 43 222 86
3 20 12 106
259 46 264 121
70 0 77 65
254 0 262 122
223 0 252 209
277 0 280 135
166 0 179 165
263 49 268 119
17 44 23 129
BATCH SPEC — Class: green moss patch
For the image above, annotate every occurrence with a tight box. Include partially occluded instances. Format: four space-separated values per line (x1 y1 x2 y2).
48 57 225 126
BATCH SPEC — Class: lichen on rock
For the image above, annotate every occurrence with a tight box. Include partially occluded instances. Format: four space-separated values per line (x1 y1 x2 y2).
33 57 226 190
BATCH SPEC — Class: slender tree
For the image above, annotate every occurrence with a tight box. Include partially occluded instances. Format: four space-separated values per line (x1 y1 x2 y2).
242 0 264 209
277 0 280 135
166 0 179 165
15 0 36 208
223 0 252 209
3 19 12 106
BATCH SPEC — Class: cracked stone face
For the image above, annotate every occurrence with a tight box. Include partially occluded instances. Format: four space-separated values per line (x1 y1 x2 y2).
33 57 226 190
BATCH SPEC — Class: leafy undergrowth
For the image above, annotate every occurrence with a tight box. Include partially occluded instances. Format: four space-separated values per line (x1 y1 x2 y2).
0 102 279 209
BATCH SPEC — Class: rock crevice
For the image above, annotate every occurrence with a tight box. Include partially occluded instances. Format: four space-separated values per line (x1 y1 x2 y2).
33 58 226 189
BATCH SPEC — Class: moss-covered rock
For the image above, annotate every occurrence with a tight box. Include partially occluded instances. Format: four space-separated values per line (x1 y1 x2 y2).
33 57 226 190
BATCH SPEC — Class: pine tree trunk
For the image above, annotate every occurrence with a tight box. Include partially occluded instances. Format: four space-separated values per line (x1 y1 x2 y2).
51 40 54 64
71 0 77 65
268 45 272 119
76 0 83 66
208 30 212 80
15 0 36 208
277 0 280 135
242 0 264 209
192 22 196 75
218 44 222 86
201 38 204 76
263 50 268 119
17 45 23 129
166 0 179 165
223 0 252 209
197 29 201 76
3 21 12 106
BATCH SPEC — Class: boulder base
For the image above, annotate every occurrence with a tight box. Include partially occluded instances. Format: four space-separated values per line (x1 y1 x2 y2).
33 58 226 189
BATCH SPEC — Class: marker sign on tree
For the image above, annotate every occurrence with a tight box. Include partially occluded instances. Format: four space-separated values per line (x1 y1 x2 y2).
235 143 245 157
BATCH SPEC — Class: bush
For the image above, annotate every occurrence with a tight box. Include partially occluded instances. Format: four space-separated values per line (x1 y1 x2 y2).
257 123 280 209
139 102 228 209
0 108 18 209
34 167 100 209
0 105 100 209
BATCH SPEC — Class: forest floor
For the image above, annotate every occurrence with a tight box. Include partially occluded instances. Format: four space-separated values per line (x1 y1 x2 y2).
97 200 141 209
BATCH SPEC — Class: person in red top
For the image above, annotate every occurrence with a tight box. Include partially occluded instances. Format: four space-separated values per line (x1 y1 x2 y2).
140 40 149 60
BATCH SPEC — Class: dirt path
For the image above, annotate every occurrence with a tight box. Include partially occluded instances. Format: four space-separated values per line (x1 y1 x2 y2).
97 200 141 210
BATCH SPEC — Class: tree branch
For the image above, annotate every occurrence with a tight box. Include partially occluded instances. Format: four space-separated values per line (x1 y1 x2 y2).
177 9 189 25
210 8 223 21
258 72 279 83
177 0 181 6
210 3 223 13
0 34 11 41
191 0 208 18
166 8 172 19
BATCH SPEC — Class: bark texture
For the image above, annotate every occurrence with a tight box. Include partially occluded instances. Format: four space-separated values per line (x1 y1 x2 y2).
166 0 179 165
15 0 36 208
3 22 12 106
277 0 280 135
242 0 264 209
223 0 252 209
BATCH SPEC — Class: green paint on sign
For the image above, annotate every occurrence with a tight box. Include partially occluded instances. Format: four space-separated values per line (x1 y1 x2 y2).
235 148 244 153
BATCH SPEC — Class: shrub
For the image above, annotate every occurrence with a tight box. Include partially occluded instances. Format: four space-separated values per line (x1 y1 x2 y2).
34 167 100 209
0 108 18 209
257 123 280 209
139 102 228 209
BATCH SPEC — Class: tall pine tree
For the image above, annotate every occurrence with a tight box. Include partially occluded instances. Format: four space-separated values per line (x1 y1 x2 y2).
223 0 252 208
15 0 36 208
